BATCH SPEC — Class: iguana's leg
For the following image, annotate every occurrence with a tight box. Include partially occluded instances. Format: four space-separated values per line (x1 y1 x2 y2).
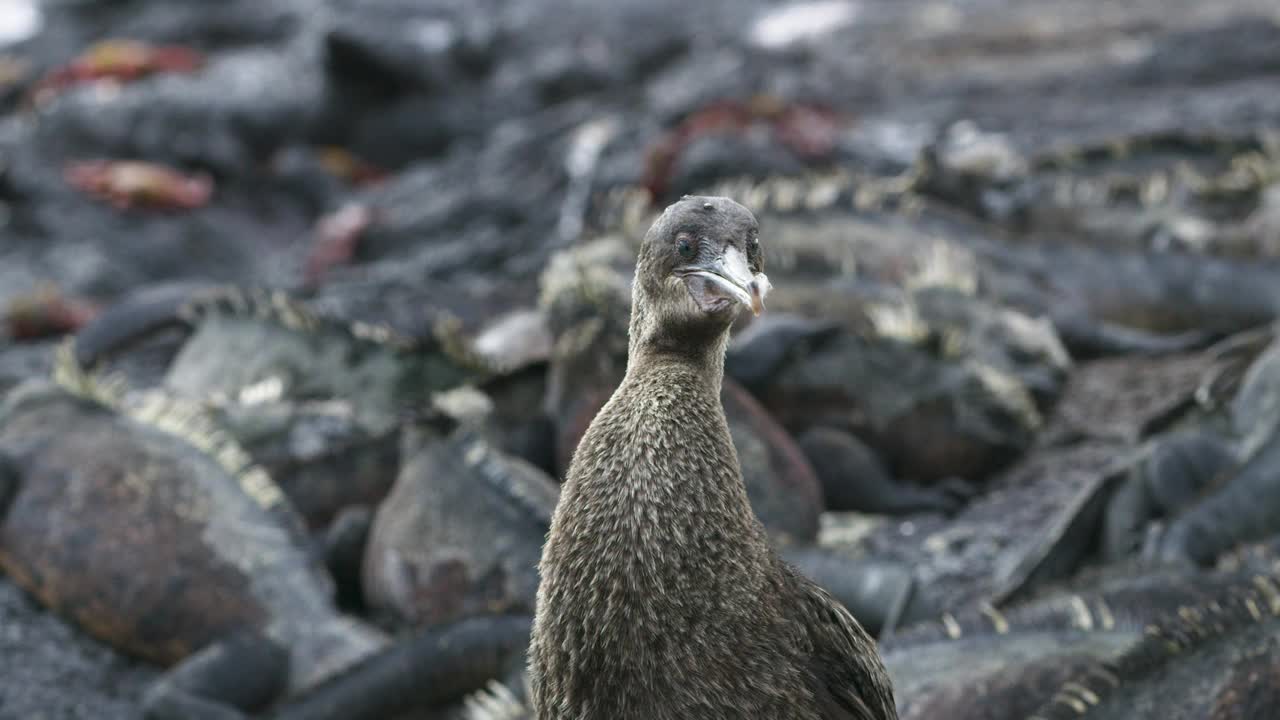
781 546 936 637
1101 470 1153 561
0 451 19 519
143 631 289 720
1105 430 1236 562
72 281 213 368
724 316 839 388
269 615 533 720
798 426 975 516
1053 314 1216 360
320 504 373 611
1144 430 1236 513
1155 434 1280 566
889 476 977 517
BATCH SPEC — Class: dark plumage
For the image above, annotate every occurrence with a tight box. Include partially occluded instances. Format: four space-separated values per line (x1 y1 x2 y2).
528 196 897 719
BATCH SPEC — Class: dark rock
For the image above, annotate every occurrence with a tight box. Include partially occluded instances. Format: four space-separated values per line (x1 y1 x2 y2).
0 574 153 719
0 340 54 395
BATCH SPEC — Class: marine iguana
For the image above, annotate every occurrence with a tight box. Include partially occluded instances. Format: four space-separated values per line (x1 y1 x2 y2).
529 196 897 719
881 561 1266 720
797 426 975 516
995 329 1280 604
0 348 528 720
591 165 1280 360
1027 568 1280 720
66 283 493 528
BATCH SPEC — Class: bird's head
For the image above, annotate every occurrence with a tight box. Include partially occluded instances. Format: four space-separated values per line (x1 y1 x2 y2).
630 195 771 354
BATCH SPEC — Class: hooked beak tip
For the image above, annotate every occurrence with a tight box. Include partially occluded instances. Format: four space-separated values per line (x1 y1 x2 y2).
749 274 771 316
680 246 771 317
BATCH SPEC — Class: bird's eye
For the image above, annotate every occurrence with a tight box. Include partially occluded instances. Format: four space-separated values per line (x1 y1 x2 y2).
676 235 697 260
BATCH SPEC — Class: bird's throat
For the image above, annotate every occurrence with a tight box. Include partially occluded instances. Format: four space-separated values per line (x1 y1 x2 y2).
625 327 732 390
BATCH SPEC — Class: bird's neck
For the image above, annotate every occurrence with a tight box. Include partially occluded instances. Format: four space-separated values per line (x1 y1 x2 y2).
625 327 731 390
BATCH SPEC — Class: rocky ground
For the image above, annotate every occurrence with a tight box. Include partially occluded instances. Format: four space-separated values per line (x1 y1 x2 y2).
1 0 1280 716
0 576 152 719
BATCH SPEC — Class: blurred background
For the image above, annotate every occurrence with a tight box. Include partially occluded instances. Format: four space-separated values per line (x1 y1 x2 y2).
1 0 1280 718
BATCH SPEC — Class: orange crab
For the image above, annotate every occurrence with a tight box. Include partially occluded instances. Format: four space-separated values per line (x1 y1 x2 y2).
36 39 203 98
4 285 100 341
64 160 213 211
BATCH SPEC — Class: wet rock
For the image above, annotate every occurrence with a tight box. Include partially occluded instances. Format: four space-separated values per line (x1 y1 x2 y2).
324 13 469 95
471 308 553 376
1127 17 1280 87
33 44 322 175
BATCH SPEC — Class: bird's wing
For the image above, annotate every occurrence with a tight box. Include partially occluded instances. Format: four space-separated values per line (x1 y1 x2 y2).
784 563 900 720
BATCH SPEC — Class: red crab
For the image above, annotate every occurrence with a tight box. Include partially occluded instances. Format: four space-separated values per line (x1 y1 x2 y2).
304 203 378 286
642 94 846 199
64 160 213 211
35 39 203 98
4 286 100 341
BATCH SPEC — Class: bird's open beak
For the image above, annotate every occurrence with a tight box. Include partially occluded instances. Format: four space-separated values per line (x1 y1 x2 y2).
679 245 772 316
